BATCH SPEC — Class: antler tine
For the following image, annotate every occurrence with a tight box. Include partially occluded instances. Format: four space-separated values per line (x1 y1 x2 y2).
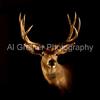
77 17 81 33
67 14 71 26
73 12 77 26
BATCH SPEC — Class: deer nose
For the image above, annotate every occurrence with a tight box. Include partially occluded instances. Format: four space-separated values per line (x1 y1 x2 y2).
48 59 56 67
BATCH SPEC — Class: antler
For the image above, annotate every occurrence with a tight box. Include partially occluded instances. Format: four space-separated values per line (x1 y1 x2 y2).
56 12 81 55
66 12 81 43
19 13 43 55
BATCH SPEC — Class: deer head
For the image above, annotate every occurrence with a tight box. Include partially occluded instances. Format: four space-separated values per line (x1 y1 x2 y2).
19 12 81 90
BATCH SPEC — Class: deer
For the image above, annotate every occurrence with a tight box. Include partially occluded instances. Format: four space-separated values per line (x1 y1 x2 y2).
19 12 81 91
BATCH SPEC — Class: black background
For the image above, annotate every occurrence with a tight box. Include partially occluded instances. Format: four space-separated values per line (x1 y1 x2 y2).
0 0 97 99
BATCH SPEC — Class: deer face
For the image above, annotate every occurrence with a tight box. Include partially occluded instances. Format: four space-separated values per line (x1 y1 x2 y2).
41 52 58 77
19 12 81 90
42 53 57 70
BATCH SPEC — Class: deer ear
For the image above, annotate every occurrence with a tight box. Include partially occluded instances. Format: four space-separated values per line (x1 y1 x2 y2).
24 43 44 56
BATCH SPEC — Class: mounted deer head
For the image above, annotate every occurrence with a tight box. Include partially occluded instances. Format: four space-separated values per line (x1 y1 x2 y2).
19 12 81 90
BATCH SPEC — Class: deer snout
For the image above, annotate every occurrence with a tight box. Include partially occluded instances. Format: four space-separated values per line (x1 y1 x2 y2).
48 59 56 68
